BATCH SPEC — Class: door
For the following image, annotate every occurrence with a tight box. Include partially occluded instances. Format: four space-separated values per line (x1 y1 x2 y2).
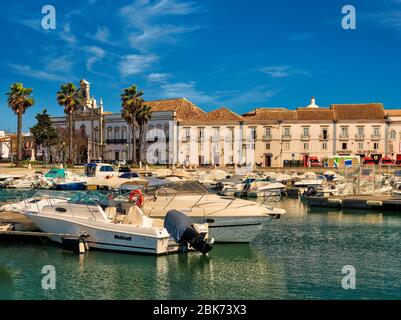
115 151 120 162
303 155 309 167
264 154 272 167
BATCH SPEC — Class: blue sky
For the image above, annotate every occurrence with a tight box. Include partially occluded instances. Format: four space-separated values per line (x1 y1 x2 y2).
0 0 400 131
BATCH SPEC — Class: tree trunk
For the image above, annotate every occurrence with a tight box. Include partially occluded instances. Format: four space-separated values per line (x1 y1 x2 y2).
68 112 73 164
131 126 136 164
16 113 22 166
137 126 143 163
132 115 137 165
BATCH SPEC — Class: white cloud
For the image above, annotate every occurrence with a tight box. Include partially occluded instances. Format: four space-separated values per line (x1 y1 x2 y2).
93 26 110 43
44 55 74 73
160 81 216 104
119 54 158 77
59 23 77 45
8 64 63 81
260 65 310 78
120 0 201 49
147 72 171 82
85 46 106 71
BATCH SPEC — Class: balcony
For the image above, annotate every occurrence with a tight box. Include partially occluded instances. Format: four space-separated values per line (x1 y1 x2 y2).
301 134 310 140
182 136 191 142
262 135 272 141
339 134 349 140
354 134 365 141
282 134 292 140
371 134 381 140
319 134 329 140
106 139 128 144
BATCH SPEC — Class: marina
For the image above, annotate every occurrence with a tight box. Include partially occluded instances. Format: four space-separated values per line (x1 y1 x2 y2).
1 164 401 299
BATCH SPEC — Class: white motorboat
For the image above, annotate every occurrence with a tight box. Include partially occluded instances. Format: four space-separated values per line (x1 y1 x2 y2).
248 182 287 199
0 194 69 213
135 181 285 243
21 197 212 255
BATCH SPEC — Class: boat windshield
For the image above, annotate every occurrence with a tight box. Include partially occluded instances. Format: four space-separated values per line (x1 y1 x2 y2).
68 191 108 204
149 181 208 196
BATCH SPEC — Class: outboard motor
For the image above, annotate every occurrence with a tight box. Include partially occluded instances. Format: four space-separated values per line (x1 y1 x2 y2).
164 210 213 254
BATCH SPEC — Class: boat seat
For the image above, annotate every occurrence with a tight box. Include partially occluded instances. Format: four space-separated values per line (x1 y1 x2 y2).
123 206 154 228
105 207 117 221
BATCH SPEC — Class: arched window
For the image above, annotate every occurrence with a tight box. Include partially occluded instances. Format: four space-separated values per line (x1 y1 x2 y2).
107 127 112 140
94 127 99 141
114 127 120 140
122 126 127 140
390 130 397 140
80 125 86 138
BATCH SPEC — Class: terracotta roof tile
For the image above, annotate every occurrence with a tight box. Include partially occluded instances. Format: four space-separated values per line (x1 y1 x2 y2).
242 108 298 124
297 109 334 120
146 98 205 121
331 103 385 120
184 107 243 124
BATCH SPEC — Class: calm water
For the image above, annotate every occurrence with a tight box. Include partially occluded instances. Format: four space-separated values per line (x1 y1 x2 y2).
1 193 401 300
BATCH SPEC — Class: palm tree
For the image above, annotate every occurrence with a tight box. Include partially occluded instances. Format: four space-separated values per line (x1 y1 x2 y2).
121 85 144 165
57 83 82 164
136 104 153 163
6 83 34 165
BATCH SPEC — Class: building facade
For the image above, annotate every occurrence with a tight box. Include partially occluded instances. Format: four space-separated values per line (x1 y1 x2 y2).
50 80 401 167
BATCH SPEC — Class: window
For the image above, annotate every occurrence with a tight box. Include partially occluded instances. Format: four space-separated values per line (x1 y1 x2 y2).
212 127 220 140
198 128 204 139
100 166 114 172
303 143 309 150
390 131 397 140
229 155 234 163
283 142 290 151
341 127 348 136
266 143 271 150
284 127 291 137
185 128 190 140
322 128 328 139
107 127 112 140
342 143 347 150
226 127 234 141
265 127 271 137
358 142 364 150
185 155 190 163
373 127 380 137
374 142 379 150
250 127 257 140
114 127 120 140
322 142 327 150
122 127 127 140
303 127 310 137
357 127 364 136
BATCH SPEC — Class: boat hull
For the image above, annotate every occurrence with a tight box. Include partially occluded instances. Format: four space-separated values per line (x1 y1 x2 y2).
24 213 171 255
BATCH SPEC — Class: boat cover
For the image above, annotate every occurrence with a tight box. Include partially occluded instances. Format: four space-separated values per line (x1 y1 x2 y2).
164 210 192 242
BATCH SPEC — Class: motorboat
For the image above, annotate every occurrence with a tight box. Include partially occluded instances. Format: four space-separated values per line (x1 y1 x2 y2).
0 193 70 213
20 194 212 255
128 181 286 243
251 182 287 199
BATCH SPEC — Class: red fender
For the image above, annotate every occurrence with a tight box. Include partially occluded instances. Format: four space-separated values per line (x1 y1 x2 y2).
129 189 144 208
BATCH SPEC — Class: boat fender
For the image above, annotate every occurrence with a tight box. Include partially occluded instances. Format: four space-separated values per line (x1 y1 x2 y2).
129 189 144 208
